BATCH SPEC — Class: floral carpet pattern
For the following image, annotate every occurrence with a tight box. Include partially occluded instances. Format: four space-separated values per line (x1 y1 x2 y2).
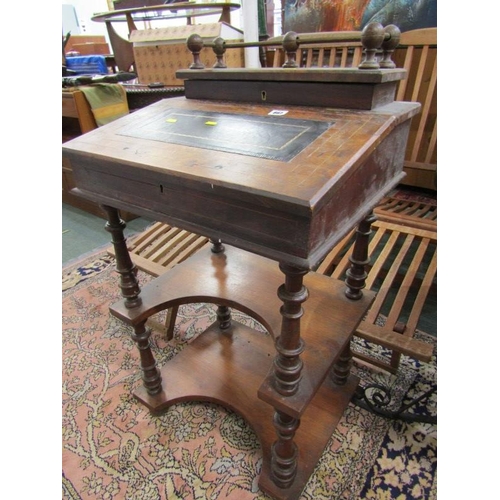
62 254 436 499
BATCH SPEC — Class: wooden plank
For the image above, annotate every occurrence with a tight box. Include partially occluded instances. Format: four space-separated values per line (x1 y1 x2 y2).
364 233 415 324
143 227 183 260
385 237 430 328
402 248 437 335
355 323 434 361
157 231 205 266
396 45 413 100
399 27 437 47
352 46 362 66
425 117 438 164
410 52 436 162
314 229 355 275
129 222 171 253
374 210 437 232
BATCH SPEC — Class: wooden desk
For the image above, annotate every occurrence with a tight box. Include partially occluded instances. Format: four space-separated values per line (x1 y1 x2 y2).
63 72 419 498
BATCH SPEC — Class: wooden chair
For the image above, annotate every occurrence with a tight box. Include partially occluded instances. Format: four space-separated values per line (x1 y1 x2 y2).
315 209 436 373
312 28 437 371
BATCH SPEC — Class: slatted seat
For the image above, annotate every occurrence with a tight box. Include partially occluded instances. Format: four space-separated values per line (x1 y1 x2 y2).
107 221 210 277
315 215 436 373
375 193 437 231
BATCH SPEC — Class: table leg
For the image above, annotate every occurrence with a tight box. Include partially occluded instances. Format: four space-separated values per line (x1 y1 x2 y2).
271 410 300 489
131 320 163 395
211 238 232 330
332 211 376 384
344 210 376 300
102 205 142 309
273 263 308 396
102 205 162 395
331 343 352 386
270 263 308 488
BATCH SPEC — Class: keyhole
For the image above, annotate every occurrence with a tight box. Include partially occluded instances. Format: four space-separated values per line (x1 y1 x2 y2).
261 90 267 101
160 184 164 193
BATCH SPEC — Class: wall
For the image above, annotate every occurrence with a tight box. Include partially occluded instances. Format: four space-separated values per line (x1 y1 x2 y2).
62 1 112 40
62 1 245 47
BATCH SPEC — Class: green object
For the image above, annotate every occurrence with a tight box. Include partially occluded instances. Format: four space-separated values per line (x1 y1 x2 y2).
258 0 268 38
79 84 129 126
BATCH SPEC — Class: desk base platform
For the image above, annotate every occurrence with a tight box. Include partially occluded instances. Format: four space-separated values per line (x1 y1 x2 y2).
110 244 372 499
134 320 359 500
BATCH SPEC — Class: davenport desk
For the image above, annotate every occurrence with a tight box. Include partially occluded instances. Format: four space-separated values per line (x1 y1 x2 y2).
62 26 420 500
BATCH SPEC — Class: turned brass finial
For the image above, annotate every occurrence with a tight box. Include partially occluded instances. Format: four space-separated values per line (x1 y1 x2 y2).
212 36 227 68
359 22 385 69
282 31 299 68
187 33 205 69
380 24 401 68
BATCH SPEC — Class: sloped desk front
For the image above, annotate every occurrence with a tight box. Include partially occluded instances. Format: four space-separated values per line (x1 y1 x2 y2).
62 96 420 499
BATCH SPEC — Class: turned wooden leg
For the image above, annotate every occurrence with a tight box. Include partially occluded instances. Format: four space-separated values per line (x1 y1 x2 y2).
102 205 142 309
271 410 300 488
273 263 308 396
164 237 231 340
345 211 376 300
211 238 232 331
216 305 232 330
165 305 179 341
334 211 375 384
331 343 352 386
268 264 307 487
131 320 162 395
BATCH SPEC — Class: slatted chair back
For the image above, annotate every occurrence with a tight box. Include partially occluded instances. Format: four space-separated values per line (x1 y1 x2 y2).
392 27 437 190
268 28 437 191
269 41 363 68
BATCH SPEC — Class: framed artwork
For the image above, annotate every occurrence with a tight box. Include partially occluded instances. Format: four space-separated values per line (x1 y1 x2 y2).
282 0 437 33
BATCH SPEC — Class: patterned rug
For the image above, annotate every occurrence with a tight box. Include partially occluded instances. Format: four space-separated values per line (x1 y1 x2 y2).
62 254 437 500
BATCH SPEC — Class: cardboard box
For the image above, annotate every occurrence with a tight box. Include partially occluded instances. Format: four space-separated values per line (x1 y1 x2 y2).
131 22 245 86
72 42 111 56
65 35 107 53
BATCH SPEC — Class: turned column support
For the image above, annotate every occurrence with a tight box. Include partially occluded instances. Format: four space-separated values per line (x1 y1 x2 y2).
271 410 300 488
273 263 308 396
211 238 232 330
345 210 377 300
334 210 376 384
331 343 352 386
131 321 162 395
102 205 142 309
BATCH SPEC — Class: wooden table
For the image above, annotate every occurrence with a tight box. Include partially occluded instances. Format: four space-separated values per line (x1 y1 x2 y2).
62 68 419 498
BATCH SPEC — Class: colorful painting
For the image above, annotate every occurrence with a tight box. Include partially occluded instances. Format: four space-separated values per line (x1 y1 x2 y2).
283 0 437 33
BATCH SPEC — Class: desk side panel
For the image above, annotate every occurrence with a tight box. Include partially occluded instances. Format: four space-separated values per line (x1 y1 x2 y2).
308 119 411 265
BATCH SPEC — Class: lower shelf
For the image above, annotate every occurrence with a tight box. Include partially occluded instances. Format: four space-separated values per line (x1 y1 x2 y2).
110 244 374 418
134 320 359 500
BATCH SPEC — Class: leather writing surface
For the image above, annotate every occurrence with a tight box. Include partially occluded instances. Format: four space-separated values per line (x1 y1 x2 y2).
117 109 332 162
